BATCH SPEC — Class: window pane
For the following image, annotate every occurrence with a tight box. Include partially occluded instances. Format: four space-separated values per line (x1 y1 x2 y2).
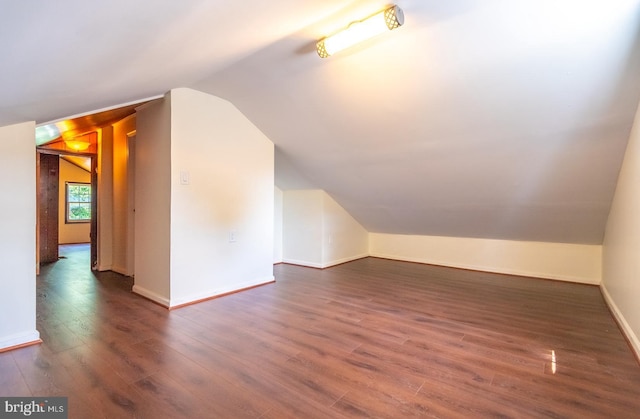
66 182 91 222
68 203 91 221
69 185 91 202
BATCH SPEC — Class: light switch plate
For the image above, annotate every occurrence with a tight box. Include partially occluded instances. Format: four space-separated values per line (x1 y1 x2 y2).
180 170 190 185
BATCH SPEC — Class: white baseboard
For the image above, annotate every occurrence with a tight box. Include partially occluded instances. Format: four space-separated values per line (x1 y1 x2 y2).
0 330 41 352
97 264 113 272
600 283 640 360
169 276 275 308
322 253 369 268
111 265 131 277
369 252 598 284
132 285 170 308
283 254 369 269
282 258 323 268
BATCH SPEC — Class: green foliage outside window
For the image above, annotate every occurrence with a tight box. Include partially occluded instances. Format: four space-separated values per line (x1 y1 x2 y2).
66 183 91 222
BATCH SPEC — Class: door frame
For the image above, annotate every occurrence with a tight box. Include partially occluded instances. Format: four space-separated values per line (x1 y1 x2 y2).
37 153 59 264
35 148 97 270
126 131 136 277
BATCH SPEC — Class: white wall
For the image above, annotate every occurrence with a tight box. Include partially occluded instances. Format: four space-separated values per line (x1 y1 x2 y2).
133 97 172 306
282 189 368 268
169 88 274 306
322 193 369 266
274 186 283 263
0 121 40 350
283 190 324 267
133 89 275 308
281 190 598 279
58 158 91 244
602 104 640 357
370 233 602 284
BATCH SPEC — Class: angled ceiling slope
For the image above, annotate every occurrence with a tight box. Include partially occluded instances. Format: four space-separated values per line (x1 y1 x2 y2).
193 0 640 245
2 1 640 245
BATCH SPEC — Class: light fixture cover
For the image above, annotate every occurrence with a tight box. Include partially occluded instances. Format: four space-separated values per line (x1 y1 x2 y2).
317 5 404 58
63 132 93 151
64 139 91 151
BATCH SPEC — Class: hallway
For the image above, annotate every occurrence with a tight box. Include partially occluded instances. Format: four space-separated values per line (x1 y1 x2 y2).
36 244 137 353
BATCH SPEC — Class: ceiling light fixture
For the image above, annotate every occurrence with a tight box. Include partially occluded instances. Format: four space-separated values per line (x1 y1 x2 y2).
64 138 91 151
63 133 92 151
316 5 404 58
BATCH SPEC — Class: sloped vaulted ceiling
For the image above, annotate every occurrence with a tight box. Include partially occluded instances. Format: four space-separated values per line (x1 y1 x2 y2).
2 1 640 245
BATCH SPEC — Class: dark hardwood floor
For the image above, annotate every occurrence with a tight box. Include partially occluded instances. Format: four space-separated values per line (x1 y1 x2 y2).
2 244 640 418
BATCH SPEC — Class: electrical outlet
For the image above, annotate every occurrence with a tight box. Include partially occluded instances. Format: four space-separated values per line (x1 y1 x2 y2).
229 230 237 243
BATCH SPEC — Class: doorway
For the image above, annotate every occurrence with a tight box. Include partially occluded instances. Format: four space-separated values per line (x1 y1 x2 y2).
34 102 147 278
37 151 97 269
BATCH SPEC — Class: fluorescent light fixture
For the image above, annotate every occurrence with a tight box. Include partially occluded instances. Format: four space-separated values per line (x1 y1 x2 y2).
317 5 404 58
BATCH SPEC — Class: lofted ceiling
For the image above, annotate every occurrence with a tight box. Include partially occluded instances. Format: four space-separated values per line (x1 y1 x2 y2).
2 1 640 245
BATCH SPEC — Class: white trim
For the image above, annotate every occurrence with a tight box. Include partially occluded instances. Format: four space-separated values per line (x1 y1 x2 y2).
36 95 164 127
282 258 323 268
132 285 170 307
600 283 640 359
322 253 369 268
283 254 369 269
369 252 599 284
111 265 130 276
284 251 597 283
0 330 40 351
97 263 113 272
135 98 165 112
169 276 275 308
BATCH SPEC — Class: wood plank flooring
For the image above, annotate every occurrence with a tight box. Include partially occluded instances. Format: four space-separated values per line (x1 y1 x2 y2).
2 243 640 418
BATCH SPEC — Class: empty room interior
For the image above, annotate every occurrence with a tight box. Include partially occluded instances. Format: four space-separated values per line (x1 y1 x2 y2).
2 1 640 417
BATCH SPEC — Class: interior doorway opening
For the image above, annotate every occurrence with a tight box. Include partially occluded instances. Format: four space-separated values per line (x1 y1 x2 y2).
35 102 146 277
37 151 97 270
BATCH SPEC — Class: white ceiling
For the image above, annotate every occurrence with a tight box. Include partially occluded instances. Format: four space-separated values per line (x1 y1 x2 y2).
3 0 640 244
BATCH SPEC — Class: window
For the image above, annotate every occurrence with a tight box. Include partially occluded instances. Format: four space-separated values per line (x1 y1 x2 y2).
66 182 91 223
